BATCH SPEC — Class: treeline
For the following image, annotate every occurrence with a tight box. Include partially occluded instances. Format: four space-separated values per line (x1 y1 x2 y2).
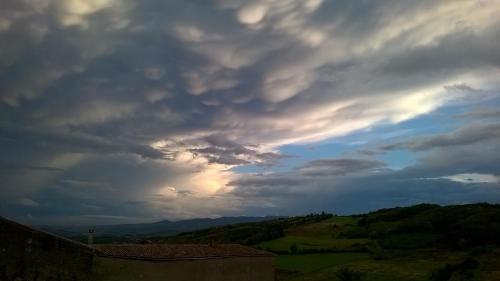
158 212 333 245
341 203 500 249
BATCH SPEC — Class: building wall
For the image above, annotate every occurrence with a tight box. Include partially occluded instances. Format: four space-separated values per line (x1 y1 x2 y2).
0 218 94 281
92 256 275 281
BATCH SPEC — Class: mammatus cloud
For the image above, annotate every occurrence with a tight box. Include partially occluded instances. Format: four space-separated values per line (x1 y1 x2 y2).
1 0 500 223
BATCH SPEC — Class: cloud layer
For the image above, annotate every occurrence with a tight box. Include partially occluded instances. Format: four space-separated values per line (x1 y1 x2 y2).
1 0 500 224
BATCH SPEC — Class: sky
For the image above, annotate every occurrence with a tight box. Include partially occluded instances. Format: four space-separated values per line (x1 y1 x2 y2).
1 0 500 225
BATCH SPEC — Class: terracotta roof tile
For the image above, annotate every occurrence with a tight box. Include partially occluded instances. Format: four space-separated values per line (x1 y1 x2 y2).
93 244 275 261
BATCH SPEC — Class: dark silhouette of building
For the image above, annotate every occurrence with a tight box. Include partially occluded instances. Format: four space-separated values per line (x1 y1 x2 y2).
0 216 275 281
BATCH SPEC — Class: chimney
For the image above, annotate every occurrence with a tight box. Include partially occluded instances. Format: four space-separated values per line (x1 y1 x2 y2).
88 229 95 245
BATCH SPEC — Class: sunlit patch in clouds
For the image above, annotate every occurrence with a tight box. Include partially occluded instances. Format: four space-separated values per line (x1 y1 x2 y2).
1 0 500 223
439 173 500 184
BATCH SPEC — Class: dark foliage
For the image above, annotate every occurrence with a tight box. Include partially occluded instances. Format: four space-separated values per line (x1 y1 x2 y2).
335 267 362 281
364 203 440 224
430 257 479 281
345 203 500 249
160 213 333 245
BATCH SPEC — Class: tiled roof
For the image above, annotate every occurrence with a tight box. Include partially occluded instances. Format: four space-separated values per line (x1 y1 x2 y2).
93 244 276 261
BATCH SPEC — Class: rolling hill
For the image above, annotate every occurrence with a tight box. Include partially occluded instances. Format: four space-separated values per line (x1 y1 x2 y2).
159 203 500 281
41 216 283 243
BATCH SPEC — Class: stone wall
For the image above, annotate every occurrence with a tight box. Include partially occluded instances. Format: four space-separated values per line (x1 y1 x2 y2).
92 256 275 281
0 217 95 281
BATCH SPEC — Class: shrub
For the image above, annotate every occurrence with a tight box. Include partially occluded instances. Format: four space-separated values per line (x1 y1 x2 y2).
430 264 454 281
380 233 439 249
364 241 387 260
430 257 479 281
335 267 362 281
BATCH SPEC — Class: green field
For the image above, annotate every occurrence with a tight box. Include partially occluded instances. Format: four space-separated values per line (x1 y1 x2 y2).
276 252 370 273
275 249 500 281
275 250 464 281
259 235 369 253
286 216 360 238
259 216 372 253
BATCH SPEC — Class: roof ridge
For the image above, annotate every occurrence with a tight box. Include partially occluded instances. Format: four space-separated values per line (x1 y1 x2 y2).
92 243 276 260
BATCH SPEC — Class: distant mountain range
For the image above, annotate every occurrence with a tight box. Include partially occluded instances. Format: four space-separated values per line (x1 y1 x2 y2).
41 216 284 238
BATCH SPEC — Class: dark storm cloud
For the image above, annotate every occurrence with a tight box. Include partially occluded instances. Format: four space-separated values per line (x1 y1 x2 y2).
393 140 500 180
369 121 500 182
0 153 239 224
298 158 386 176
380 123 500 151
456 108 500 120
227 162 500 216
0 125 165 159
229 175 307 189
226 158 390 211
186 134 287 165
229 158 385 189
228 157 500 216
0 163 63 172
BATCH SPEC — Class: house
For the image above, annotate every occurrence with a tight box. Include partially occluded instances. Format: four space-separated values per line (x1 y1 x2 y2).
92 243 275 281
0 216 276 281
